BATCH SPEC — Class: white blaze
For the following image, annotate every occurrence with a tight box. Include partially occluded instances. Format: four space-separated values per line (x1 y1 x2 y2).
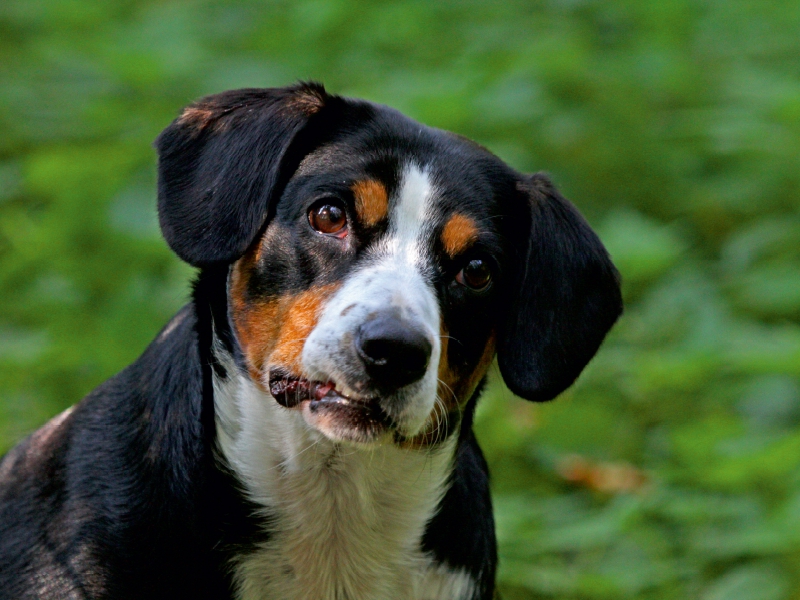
301 163 441 436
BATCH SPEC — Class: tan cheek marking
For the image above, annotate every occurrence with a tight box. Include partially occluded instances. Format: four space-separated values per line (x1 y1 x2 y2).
229 248 278 384
268 285 339 373
459 332 497 401
404 326 497 449
437 324 456 410
230 252 339 388
441 213 479 258
352 179 389 227
435 329 496 412
233 301 282 386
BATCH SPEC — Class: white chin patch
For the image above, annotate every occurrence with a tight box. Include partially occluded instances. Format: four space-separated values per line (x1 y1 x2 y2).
301 163 441 439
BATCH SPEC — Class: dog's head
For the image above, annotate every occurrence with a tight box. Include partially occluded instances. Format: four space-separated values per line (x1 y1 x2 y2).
155 83 622 446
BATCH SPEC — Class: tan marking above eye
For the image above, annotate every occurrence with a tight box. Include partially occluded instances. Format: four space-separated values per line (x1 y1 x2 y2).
441 213 479 257
352 179 389 227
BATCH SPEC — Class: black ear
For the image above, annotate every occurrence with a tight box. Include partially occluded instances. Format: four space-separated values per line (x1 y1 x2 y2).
497 173 623 402
155 82 331 267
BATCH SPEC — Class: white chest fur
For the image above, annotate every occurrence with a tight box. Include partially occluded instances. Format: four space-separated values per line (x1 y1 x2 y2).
213 364 476 600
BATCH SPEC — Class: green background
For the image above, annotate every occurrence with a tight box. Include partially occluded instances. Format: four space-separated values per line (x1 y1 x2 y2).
2 1 800 598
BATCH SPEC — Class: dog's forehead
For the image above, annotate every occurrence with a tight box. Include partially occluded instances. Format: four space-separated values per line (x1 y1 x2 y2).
291 120 504 232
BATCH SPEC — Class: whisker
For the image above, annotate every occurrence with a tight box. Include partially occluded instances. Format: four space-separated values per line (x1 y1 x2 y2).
434 397 446 448
270 438 322 472
438 334 463 347
437 378 458 405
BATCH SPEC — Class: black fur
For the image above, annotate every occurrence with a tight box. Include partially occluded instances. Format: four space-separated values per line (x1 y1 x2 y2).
422 386 497 599
497 174 623 402
0 304 262 598
0 83 622 599
157 83 338 267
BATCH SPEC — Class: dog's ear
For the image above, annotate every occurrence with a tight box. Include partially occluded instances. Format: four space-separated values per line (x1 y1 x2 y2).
497 173 622 402
155 82 332 267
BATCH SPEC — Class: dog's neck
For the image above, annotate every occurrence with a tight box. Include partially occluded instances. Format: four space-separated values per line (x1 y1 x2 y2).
210 344 464 600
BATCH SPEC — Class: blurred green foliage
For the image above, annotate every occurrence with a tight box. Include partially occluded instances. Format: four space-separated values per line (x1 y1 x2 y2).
1 0 799 598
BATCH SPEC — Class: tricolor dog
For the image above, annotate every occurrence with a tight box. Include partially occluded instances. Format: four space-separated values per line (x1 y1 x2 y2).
0 83 622 599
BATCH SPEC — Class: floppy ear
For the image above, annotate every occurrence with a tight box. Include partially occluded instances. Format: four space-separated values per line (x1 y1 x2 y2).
155 82 331 267
497 173 622 402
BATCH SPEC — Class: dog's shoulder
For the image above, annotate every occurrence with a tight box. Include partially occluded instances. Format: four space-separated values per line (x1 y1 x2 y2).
0 401 77 597
0 305 249 599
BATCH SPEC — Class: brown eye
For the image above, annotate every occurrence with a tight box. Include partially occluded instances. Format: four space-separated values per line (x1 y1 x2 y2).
308 200 347 237
455 258 492 291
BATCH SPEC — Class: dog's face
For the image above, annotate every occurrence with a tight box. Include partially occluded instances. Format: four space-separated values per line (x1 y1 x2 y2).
156 83 622 447
228 134 506 445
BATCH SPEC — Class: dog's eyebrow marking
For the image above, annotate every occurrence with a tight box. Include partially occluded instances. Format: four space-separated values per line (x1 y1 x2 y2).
441 213 479 258
352 179 389 226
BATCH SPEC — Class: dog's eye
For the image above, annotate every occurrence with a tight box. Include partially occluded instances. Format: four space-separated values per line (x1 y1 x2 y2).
308 200 347 237
455 258 492 291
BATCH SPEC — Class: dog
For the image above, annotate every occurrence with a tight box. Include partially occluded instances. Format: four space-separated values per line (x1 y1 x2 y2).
0 82 622 599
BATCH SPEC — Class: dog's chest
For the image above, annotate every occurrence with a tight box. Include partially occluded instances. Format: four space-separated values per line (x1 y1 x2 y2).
214 369 475 600
229 449 470 600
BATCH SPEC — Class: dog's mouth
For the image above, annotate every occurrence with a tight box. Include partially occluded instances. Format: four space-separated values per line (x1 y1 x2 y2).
268 372 394 443
269 375 351 407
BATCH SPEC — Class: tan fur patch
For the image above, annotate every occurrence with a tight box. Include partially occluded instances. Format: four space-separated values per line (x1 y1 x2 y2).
437 325 455 409
437 329 496 413
404 326 496 448
441 214 479 257
352 179 389 227
268 289 334 372
458 333 497 402
179 85 324 132
229 247 338 387
288 87 326 115
177 106 216 129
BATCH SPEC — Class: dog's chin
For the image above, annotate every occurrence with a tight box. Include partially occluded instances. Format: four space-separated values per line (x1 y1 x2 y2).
269 374 396 445
299 398 394 444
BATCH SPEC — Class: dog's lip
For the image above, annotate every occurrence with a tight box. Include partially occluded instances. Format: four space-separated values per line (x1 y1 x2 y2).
268 372 396 437
268 375 365 408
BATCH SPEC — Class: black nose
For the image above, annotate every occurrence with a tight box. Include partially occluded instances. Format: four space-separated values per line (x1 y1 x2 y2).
355 316 433 390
